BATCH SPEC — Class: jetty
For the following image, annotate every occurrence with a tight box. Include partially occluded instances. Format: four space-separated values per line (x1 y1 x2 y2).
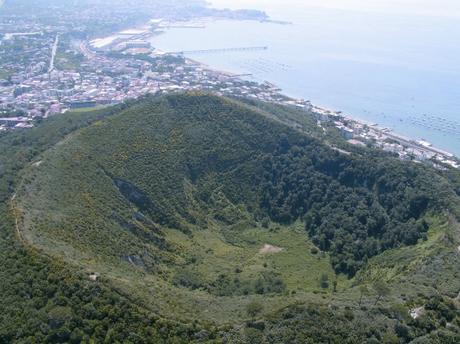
169 46 268 55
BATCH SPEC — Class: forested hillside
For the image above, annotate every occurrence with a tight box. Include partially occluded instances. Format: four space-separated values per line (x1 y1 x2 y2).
0 101 215 343
1 93 460 342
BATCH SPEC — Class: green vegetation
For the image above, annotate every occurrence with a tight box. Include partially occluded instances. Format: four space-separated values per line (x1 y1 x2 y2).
0 100 218 342
55 48 84 71
1 93 460 342
0 68 14 80
261 144 448 275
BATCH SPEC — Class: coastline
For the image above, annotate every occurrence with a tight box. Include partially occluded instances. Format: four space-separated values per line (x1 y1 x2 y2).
85 19 460 167
155 41 457 166
199 57 458 165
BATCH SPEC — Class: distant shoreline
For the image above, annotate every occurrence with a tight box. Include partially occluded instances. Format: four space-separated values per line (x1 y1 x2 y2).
180 53 458 160
147 13 460 159
104 18 459 162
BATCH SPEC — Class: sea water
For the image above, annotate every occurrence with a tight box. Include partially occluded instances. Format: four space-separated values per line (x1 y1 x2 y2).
150 0 460 156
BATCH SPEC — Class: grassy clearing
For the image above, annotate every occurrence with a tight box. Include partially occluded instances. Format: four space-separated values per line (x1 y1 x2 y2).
66 105 109 113
55 49 84 71
166 220 346 293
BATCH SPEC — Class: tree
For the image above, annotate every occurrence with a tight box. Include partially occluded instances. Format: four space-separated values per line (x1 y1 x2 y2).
261 217 270 228
246 300 263 318
394 323 411 341
320 273 329 289
373 281 390 306
358 285 370 307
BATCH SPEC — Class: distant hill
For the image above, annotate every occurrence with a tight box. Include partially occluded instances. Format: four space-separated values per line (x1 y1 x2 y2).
3 93 460 342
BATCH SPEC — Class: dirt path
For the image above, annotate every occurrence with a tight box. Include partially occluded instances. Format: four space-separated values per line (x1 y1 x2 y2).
11 201 25 244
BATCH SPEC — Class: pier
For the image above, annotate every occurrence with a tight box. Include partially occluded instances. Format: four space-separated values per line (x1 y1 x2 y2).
161 24 206 29
169 46 268 55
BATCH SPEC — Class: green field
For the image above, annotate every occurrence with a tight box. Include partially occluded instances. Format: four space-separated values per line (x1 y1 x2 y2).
66 105 109 113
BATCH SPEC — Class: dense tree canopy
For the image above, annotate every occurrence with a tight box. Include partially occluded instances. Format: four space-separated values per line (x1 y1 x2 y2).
256 135 443 275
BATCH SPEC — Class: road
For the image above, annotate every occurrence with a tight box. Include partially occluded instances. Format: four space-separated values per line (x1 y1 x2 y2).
384 131 453 158
48 34 59 73
79 41 96 59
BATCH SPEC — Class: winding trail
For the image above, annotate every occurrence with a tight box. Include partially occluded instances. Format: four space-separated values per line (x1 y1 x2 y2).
11 194 26 245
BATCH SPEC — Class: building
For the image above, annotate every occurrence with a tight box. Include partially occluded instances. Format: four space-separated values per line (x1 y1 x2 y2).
339 126 354 140
125 40 151 49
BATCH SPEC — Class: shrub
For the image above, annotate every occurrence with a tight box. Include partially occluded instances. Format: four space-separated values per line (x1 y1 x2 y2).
320 273 329 289
246 300 263 318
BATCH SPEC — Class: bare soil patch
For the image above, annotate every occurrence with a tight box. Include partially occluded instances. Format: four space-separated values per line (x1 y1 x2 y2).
259 244 283 254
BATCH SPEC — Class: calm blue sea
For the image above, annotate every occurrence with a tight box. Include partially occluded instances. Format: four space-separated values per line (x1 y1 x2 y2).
150 0 460 156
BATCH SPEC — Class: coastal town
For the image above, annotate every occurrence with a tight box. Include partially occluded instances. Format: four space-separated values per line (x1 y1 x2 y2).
0 17 301 129
0 3 458 171
311 106 460 169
